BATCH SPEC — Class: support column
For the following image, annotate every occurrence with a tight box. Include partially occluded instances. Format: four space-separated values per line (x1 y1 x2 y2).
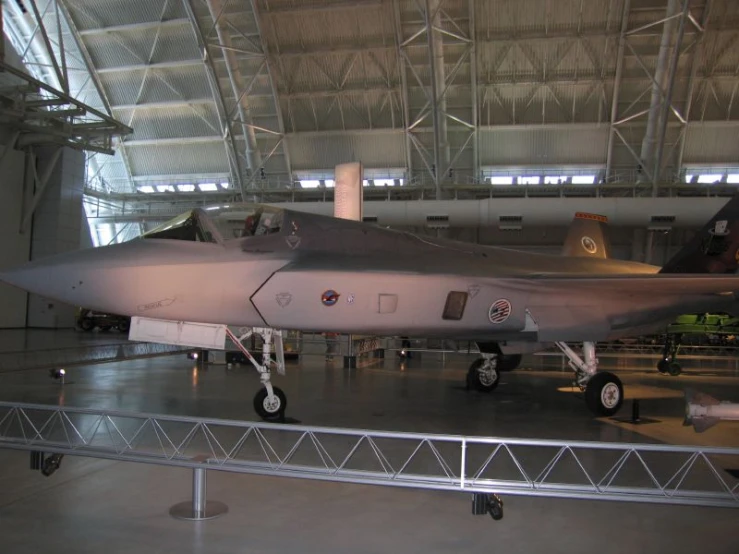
170 467 228 521
639 0 680 187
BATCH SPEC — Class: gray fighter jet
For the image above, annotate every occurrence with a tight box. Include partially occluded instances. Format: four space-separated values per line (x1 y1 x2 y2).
3 197 739 421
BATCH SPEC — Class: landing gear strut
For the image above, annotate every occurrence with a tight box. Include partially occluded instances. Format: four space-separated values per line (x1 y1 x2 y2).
466 355 500 392
225 327 287 421
555 341 623 417
657 333 682 376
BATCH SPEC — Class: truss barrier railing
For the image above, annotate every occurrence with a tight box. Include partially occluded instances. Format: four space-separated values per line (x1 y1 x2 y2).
0 342 188 373
0 402 737 508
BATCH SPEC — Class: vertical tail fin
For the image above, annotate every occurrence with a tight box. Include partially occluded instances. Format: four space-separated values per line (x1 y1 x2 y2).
660 195 739 274
562 212 611 259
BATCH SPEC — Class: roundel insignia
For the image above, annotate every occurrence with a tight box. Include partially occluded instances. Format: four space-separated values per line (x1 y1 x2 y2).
321 290 340 306
581 236 597 254
488 299 512 324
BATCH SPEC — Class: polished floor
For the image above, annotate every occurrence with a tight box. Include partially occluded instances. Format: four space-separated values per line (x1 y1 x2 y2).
0 332 738 553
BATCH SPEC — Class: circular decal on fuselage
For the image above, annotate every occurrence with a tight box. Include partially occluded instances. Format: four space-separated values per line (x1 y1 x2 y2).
488 299 512 324
581 236 598 254
321 290 340 306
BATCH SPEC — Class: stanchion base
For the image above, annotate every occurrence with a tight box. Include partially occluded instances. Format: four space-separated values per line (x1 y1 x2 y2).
169 500 228 521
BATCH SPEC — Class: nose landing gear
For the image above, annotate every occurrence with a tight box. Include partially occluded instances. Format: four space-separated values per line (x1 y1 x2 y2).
224 328 288 422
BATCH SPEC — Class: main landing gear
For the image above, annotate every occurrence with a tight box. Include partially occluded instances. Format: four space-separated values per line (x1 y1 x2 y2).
555 341 624 417
224 327 288 422
657 333 682 376
466 350 521 392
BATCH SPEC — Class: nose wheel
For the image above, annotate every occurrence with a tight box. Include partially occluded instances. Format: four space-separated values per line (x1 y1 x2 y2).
253 386 287 421
225 327 289 422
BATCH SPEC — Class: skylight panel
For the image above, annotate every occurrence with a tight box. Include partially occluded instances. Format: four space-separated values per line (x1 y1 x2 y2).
697 174 722 184
178 184 196 192
156 185 175 193
300 180 321 189
571 175 596 185
544 176 569 184
517 176 540 185
198 183 218 191
138 186 155 193
489 176 513 185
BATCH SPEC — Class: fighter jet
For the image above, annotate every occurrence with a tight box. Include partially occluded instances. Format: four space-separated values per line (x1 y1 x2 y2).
3 197 739 421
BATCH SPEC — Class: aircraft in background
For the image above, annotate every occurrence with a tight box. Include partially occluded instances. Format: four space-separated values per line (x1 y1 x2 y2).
2 197 739 421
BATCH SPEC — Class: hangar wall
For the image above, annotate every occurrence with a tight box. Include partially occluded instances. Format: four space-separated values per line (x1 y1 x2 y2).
26 147 86 329
0 139 31 328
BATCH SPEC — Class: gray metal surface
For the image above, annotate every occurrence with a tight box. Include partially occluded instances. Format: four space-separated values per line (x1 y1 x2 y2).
0 401 737 508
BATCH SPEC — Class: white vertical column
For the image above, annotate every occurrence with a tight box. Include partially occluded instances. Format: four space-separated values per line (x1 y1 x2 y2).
333 162 363 222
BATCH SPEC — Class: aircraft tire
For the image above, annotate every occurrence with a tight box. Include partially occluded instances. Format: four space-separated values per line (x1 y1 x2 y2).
80 318 94 332
253 386 287 421
657 359 669 374
667 362 682 376
466 358 500 392
118 319 130 333
584 372 623 417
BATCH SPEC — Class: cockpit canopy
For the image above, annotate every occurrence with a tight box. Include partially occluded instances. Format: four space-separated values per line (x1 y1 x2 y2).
143 204 285 244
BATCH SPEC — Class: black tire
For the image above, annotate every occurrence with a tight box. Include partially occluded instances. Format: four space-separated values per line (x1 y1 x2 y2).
657 359 670 374
99 325 111 332
466 358 500 392
118 319 130 333
253 386 287 421
584 372 623 417
80 318 94 332
667 362 682 376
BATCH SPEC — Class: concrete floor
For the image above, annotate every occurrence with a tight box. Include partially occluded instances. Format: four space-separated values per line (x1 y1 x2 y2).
0 333 738 553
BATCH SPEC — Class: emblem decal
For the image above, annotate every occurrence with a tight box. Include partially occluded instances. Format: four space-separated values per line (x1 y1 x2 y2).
488 299 512 324
347 294 355 304
275 292 292 307
321 290 340 306
467 285 481 298
581 236 597 254
285 236 301 250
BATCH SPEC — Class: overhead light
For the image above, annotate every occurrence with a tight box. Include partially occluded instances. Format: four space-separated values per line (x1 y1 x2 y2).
137 186 155 193
156 185 175 193
178 184 195 192
198 183 218 191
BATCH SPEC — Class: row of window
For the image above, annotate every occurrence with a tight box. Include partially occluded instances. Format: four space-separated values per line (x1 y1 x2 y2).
299 179 403 188
137 182 231 193
489 175 598 185
133 172 739 194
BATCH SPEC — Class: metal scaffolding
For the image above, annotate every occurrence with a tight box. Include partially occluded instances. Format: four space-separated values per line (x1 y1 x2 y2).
1 401 737 509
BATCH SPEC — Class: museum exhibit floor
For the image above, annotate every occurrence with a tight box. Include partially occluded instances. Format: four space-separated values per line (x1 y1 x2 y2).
0 331 737 554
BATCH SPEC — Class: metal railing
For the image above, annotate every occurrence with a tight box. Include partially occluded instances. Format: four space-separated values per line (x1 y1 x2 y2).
1 402 737 508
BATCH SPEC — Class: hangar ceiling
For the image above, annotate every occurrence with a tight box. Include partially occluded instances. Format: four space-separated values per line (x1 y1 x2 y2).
3 0 739 242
